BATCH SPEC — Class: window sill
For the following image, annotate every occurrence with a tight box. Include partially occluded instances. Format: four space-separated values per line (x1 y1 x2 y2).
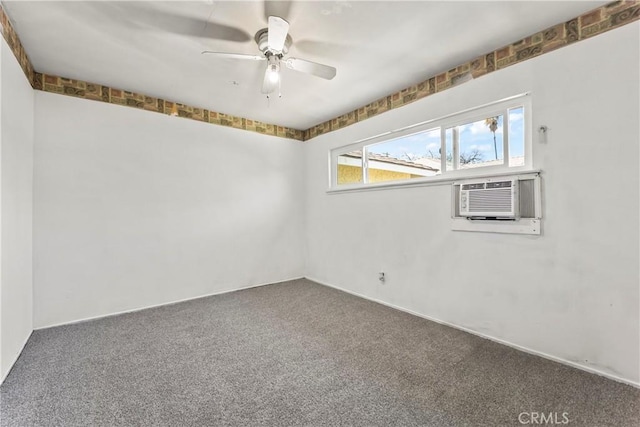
451 218 541 235
327 168 540 194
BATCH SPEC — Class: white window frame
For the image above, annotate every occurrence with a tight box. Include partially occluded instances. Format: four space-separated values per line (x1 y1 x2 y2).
329 93 533 192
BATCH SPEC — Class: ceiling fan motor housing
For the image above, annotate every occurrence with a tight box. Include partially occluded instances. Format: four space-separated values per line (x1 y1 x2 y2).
255 28 292 56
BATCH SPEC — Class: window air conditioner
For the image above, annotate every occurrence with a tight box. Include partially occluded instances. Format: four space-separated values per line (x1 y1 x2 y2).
459 179 518 219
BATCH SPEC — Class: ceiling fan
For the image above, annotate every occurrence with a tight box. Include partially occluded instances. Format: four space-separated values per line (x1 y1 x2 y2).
202 16 337 96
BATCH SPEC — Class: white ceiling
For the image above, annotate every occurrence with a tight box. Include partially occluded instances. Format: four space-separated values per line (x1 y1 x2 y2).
4 1 608 130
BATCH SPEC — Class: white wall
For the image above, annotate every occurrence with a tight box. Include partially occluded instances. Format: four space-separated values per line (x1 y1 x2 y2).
0 39 34 382
6 18 638 388
33 93 305 328
304 23 640 385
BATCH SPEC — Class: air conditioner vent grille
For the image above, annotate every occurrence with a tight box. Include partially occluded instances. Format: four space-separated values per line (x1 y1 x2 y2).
462 183 485 190
519 179 535 218
486 181 512 189
469 188 513 212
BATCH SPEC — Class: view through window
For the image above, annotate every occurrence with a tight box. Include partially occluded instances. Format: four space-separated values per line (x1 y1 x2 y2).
333 96 529 187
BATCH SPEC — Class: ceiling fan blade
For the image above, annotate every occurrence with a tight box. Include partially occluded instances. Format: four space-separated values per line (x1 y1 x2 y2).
284 58 336 80
268 16 289 52
264 1 293 22
201 52 265 61
197 22 252 43
110 3 252 42
261 65 278 95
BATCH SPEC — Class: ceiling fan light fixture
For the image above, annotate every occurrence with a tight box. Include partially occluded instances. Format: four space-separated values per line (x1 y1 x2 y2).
267 55 281 84
268 65 280 83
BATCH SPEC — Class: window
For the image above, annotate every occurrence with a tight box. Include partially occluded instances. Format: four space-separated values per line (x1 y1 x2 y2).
330 94 531 189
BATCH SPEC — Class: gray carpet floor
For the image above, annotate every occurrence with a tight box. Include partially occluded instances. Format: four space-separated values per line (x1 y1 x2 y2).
1 279 638 426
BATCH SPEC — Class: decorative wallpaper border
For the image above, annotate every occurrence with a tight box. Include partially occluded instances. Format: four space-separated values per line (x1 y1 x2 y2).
1 1 638 142
0 2 35 86
302 0 640 140
33 73 305 140
0 4 305 141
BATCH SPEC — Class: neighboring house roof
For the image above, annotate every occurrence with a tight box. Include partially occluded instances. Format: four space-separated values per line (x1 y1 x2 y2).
341 151 525 172
414 157 443 170
343 151 439 172
457 156 525 168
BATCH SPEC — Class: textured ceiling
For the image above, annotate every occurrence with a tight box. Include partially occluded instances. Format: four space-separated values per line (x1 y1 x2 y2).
4 1 609 130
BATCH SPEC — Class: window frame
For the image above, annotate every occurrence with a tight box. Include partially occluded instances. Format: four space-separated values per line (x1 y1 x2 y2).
329 93 533 191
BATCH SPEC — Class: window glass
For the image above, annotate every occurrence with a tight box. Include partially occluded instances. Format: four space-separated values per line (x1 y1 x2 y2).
365 128 441 183
445 128 454 172
337 151 363 185
509 107 525 167
457 115 504 169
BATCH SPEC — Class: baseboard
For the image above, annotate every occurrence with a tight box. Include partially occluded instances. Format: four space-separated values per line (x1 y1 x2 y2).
305 276 640 389
35 277 305 330
0 330 33 386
